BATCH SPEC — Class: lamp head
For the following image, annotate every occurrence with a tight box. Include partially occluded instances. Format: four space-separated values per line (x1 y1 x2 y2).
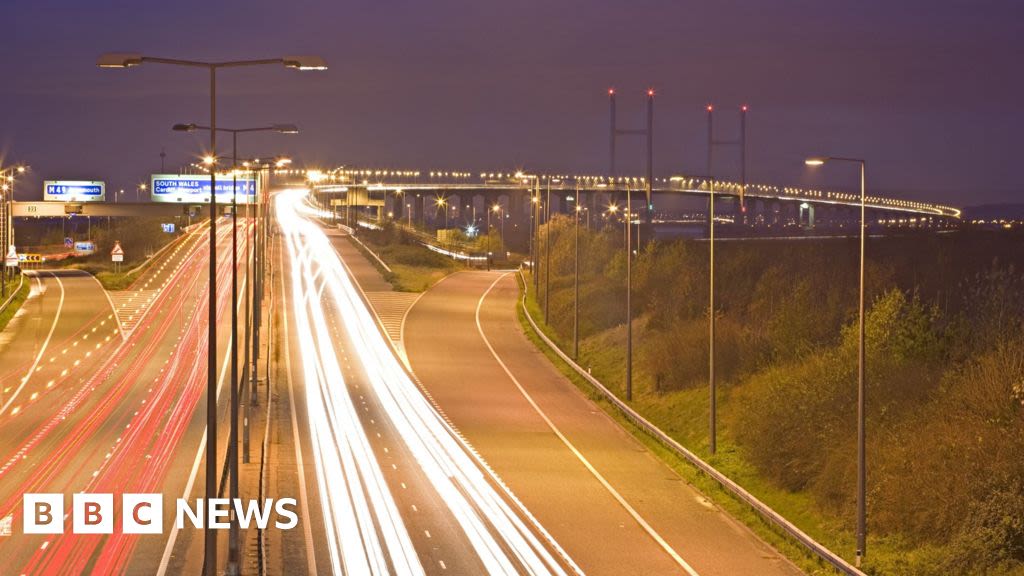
97 53 143 68
272 124 300 134
283 55 328 71
173 123 198 132
805 157 828 166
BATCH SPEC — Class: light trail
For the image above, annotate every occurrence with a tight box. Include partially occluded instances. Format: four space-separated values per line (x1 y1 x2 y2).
278 189 580 576
1 219 247 574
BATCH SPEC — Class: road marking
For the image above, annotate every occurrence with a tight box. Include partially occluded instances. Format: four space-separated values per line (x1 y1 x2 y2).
1 272 66 417
475 273 700 576
156 272 251 575
282 245 319 576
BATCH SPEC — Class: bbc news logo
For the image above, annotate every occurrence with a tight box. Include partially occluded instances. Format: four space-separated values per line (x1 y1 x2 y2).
22 494 298 534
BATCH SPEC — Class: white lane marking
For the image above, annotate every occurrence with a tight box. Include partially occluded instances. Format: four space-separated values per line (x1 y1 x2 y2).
475 273 700 576
83 272 129 342
282 241 319 575
0 272 66 416
156 264 249 576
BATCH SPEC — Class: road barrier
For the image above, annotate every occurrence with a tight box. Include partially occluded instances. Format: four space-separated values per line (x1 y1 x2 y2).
517 270 866 576
347 233 392 273
0 273 25 316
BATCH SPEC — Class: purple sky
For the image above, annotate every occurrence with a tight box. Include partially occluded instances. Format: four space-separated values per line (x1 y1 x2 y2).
1 0 1022 207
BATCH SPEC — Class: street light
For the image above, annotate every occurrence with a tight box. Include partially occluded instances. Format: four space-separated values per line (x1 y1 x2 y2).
435 197 448 229
101 51 325 576
1 164 27 299
518 172 541 292
172 123 298 574
805 154 867 568
625 186 633 401
544 177 552 323
573 199 582 360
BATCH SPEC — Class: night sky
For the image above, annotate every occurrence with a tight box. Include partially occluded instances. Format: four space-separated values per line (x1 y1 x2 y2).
2 0 1022 208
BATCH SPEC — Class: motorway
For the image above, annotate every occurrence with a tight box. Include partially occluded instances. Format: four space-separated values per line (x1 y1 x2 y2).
0 219 261 574
276 190 583 575
0 187 803 575
399 275 804 576
293 183 803 574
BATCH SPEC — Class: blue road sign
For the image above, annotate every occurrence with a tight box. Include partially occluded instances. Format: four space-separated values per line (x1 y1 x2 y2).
44 181 106 202
150 174 257 204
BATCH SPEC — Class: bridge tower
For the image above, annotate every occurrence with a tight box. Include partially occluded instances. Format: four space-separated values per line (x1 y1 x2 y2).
706 104 749 233
609 88 654 228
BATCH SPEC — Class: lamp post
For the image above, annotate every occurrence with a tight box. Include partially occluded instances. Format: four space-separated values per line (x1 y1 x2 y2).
516 172 540 292
248 157 288 413
573 199 581 360
173 125 297 575
544 177 552 323
706 104 719 455
625 186 633 401
488 204 502 271
1 165 26 299
100 52 324 576
805 155 867 567
436 197 448 229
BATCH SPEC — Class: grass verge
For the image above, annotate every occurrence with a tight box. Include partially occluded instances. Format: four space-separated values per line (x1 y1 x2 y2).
349 233 460 292
0 278 31 332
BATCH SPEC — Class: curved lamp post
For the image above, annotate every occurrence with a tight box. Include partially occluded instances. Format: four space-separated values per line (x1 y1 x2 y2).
806 155 867 568
99 52 324 576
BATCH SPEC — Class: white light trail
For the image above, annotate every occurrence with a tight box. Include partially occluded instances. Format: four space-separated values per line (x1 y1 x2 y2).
278 189 578 576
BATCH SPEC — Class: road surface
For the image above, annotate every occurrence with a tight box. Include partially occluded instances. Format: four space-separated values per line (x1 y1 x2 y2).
275 190 579 575
0 221 263 574
401 270 804 576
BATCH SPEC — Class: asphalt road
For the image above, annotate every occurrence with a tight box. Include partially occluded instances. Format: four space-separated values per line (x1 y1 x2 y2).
275 192 578 575
0 221 265 574
402 270 804 576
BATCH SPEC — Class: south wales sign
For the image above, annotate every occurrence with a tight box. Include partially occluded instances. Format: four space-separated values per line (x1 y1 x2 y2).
150 174 257 204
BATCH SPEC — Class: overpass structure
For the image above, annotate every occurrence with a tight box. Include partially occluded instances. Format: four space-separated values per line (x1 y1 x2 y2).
301 167 961 242
9 201 209 218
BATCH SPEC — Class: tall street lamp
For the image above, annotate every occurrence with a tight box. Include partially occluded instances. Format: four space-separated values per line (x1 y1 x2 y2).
99 52 325 576
544 177 552 323
173 123 297 574
805 155 867 567
573 200 582 360
435 197 448 229
625 186 633 401
516 172 540 292
1 165 26 299
488 203 502 271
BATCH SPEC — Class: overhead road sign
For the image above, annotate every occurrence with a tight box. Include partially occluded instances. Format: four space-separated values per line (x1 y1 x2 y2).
150 174 257 204
44 181 106 202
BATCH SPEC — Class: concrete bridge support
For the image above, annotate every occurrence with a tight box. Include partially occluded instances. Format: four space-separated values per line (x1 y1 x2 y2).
799 202 815 229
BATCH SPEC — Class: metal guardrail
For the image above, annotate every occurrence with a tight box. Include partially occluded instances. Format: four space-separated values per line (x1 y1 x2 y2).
516 270 865 576
348 233 393 273
0 273 26 315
